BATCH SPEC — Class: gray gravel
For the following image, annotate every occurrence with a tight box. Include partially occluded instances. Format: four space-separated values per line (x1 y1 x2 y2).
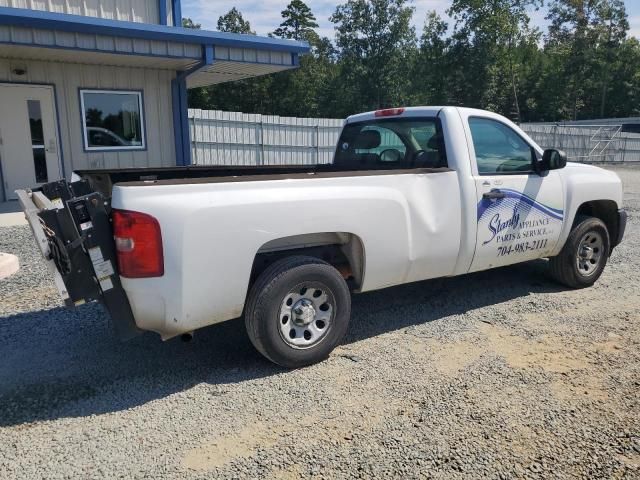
1 166 639 479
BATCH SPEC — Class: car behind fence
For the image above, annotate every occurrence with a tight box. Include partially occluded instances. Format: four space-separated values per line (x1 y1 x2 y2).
188 109 640 166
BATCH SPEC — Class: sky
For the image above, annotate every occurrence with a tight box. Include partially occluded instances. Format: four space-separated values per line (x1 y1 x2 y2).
181 0 640 40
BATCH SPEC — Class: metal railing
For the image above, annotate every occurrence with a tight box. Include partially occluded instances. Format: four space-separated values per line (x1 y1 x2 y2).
520 123 640 163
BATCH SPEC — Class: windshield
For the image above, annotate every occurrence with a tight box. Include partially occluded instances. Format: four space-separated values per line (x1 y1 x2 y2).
334 118 446 169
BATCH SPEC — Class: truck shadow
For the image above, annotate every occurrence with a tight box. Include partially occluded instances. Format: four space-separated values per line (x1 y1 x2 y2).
0 259 563 427
345 258 559 344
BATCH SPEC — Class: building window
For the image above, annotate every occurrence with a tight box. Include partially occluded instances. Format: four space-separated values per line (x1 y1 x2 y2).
80 90 145 151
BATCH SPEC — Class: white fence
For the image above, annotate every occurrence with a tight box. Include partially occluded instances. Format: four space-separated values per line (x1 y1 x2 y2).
520 124 640 163
188 109 640 165
188 109 343 166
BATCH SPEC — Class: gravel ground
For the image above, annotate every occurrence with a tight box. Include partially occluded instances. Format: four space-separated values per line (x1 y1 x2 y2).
0 166 639 479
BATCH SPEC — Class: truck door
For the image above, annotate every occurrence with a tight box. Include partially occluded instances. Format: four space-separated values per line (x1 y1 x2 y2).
466 116 565 272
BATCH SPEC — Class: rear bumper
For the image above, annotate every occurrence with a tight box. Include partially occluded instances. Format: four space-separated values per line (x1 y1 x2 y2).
612 208 627 249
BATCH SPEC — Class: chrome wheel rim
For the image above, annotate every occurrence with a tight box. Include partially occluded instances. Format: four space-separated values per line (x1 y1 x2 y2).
278 283 334 349
576 231 604 276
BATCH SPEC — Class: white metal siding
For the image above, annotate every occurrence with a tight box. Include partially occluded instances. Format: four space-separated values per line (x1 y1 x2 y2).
0 26 201 60
163 0 173 26
0 0 164 25
214 46 291 65
0 58 177 186
189 109 344 166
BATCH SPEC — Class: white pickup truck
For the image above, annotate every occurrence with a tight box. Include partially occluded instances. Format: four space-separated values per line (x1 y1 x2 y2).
18 107 627 367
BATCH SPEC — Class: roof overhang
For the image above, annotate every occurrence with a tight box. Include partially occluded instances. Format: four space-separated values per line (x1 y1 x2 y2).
186 45 299 88
0 6 309 86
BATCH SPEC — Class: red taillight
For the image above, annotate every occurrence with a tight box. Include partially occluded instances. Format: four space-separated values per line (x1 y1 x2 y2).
375 107 405 117
112 209 164 278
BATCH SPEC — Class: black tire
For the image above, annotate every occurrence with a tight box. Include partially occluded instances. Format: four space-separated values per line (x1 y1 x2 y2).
549 216 610 288
244 255 351 368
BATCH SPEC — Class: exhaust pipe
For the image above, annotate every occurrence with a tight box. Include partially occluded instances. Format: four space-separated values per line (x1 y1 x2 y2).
181 332 194 343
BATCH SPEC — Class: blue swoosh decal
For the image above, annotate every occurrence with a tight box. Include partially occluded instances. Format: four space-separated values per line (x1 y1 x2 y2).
477 189 564 221
500 189 564 215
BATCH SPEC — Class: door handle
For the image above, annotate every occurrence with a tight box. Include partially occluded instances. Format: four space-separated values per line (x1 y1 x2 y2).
46 139 57 154
483 189 505 200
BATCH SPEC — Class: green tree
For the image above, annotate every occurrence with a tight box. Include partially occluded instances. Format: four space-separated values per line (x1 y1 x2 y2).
595 0 629 116
605 37 640 117
268 1 339 117
412 11 451 106
330 0 416 114
273 0 319 41
447 0 543 122
181 17 201 29
182 0 640 122
217 7 254 34
545 0 629 119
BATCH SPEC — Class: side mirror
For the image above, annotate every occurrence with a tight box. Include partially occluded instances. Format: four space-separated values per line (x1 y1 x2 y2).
534 148 567 173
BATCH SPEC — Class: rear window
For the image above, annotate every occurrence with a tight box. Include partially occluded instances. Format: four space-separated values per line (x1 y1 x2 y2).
334 118 446 170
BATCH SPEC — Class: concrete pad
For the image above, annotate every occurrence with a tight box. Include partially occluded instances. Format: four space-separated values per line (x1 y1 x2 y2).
0 202 27 227
0 252 19 279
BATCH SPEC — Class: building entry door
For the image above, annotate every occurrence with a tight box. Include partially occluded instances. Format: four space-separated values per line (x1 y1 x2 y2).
0 83 62 200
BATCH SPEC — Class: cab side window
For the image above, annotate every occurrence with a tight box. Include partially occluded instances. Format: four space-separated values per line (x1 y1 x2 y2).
469 118 533 174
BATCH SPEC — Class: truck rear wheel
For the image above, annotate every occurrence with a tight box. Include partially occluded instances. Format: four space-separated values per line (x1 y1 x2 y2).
244 255 351 368
549 216 610 288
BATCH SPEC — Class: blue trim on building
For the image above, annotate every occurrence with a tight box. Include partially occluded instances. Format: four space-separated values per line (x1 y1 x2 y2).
171 78 183 165
171 45 214 165
171 76 190 165
178 77 190 164
0 6 310 53
204 44 214 64
158 0 167 26
172 0 182 28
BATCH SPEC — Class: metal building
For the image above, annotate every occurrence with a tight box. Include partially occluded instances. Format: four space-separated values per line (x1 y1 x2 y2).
0 1 308 200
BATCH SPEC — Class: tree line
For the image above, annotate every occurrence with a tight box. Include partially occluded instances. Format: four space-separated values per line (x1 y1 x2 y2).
184 0 639 122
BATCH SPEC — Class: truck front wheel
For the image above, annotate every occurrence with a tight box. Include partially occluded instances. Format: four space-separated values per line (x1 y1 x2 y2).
549 216 610 288
244 255 351 368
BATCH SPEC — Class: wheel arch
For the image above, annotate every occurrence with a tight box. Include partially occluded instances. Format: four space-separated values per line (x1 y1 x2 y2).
249 232 366 292
574 200 620 251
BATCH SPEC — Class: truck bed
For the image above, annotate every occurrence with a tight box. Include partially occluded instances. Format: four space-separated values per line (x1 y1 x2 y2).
75 165 450 197
22 164 450 341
